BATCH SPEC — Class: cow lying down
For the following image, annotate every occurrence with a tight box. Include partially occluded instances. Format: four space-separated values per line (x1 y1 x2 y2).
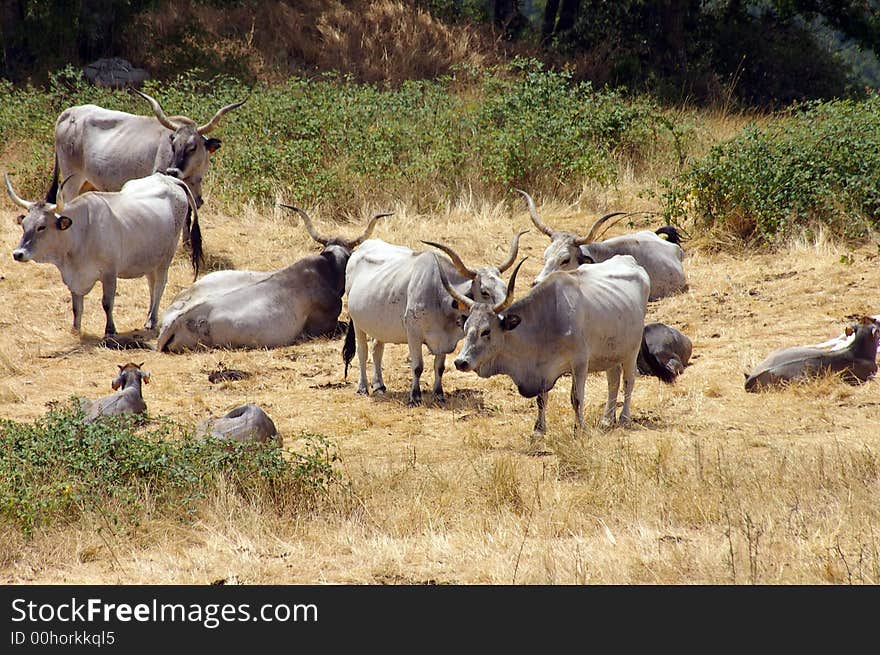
196 403 279 445
157 206 388 352
637 322 693 383
744 316 880 392
80 362 150 423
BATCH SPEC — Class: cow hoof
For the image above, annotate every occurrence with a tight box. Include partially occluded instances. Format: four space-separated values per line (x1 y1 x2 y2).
599 418 615 430
372 385 387 395
407 395 422 407
433 392 446 405
356 386 369 396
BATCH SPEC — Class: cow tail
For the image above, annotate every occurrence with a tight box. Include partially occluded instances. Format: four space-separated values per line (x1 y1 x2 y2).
45 151 60 203
175 180 204 279
342 321 356 379
639 331 677 384
189 211 204 280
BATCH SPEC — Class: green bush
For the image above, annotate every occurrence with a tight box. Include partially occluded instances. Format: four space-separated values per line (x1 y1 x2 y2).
0 401 340 536
0 62 683 211
660 94 880 243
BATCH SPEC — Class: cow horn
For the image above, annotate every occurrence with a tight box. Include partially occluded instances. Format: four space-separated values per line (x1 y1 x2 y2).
4 174 32 210
132 89 180 131
346 212 392 249
574 211 627 246
493 257 527 314
421 241 476 279
279 204 329 245
433 253 474 313
516 189 555 237
197 99 246 135
52 174 75 214
497 229 529 273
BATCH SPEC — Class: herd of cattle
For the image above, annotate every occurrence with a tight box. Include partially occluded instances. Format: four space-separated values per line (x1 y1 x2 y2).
5 89 880 440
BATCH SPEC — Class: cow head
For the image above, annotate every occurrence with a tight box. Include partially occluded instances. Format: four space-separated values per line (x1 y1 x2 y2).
111 362 150 391
280 204 392 256
134 89 245 208
6 174 74 263
434 254 526 374
516 189 625 286
422 230 527 308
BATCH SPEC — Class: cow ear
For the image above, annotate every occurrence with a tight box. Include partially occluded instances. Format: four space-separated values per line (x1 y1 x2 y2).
142 371 151 384
500 314 521 331
15 214 24 226
577 251 594 265
205 137 222 153
845 326 854 336
111 378 122 391
56 215 72 230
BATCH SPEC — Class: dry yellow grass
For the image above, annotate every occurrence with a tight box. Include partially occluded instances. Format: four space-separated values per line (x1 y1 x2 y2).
130 0 498 84
1 180 878 585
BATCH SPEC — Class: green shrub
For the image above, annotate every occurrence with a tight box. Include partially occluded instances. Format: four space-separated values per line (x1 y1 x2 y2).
660 94 880 243
0 62 683 211
0 401 341 536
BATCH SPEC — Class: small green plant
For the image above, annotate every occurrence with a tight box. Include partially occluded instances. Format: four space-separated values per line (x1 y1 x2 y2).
0 401 341 536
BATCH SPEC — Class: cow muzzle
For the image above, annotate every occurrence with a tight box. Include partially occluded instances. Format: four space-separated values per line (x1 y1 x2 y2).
12 249 30 262
454 358 470 372
165 167 182 179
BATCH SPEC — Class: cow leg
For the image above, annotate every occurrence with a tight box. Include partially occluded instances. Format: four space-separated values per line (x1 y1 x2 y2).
144 268 168 331
432 354 446 403
101 275 118 336
70 291 84 333
406 339 424 406
371 340 386 394
618 354 638 426
602 365 622 427
533 392 548 435
570 361 588 433
355 327 370 395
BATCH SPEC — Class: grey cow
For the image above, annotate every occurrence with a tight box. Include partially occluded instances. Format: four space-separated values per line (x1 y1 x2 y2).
637 322 693 383
439 254 651 434
81 362 150 423
196 404 280 445
48 89 244 242
158 206 388 352
342 231 527 406
8 172 201 336
744 316 880 392
518 189 687 300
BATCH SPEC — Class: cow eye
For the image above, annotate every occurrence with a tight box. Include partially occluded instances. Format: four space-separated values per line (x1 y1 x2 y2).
561 257 571 265
480 329 491 339
37 225 47 232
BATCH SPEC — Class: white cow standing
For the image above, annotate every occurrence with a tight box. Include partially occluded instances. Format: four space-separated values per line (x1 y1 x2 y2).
49 89 245 210
7 172 201 336
439 254 651 435
343 232 527 405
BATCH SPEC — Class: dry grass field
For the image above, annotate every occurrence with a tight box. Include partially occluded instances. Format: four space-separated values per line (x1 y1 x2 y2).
1 182 879 584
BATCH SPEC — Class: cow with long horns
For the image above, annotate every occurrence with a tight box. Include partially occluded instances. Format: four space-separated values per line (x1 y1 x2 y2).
47 89 244 241
7 172 201 337
157 205 388 352
438 253 653 434
518 190 686 301
342 231 528 406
